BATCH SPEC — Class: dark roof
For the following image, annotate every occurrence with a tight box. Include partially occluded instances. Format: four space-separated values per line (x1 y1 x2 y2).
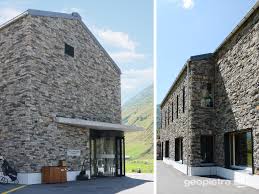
0 9 121 74
190 53 213 61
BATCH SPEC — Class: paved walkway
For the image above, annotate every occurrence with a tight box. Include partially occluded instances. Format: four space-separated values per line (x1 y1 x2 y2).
0 174 153 194
157 160 258 194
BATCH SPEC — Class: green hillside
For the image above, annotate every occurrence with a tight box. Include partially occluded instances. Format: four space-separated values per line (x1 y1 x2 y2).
122 85 153 173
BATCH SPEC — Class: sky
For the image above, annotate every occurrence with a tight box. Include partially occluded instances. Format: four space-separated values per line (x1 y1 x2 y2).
0 0 153 104
157 0 258 103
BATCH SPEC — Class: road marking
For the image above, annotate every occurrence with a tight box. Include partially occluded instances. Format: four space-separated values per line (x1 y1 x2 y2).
1 185 27 194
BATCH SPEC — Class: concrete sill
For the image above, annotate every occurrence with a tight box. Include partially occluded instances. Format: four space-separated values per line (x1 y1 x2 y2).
230 165 252 174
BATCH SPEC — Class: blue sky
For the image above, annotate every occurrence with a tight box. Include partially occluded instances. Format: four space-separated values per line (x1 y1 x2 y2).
157 0 258 103
0 0 153 104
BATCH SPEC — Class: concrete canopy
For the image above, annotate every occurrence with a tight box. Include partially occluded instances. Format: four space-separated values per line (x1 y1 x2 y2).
54 117 144 132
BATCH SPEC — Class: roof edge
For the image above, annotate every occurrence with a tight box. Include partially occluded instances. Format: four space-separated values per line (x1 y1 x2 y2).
0 9 121 74
160 61 188 108
214 1 259 53
28 9 121 74
160 53 213 107
0 10 28 30
27 9 82 20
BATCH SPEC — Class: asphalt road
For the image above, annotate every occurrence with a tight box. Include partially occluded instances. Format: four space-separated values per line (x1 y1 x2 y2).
0 174 153 194
157 160 259 194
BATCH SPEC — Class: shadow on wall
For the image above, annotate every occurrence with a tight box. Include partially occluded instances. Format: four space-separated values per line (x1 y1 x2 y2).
214 65 241 167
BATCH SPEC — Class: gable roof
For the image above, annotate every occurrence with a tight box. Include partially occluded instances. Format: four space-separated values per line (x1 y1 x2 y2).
0 9 121 74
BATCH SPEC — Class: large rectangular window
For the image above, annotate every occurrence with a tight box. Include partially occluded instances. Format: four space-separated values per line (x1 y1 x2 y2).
229 130 252 168
176 95 179 118
175 138 183 163
200 135 214 163
165 141 169 158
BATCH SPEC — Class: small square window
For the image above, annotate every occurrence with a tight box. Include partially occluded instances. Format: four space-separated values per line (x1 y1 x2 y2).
65 43 74 57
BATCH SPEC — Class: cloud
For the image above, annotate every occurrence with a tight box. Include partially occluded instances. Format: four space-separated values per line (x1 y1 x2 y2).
0 8 22 25
110 51 145 63
92 27 145 63
182 0 194 9
121 67 153 90
165 0 194 10
94 28 137 51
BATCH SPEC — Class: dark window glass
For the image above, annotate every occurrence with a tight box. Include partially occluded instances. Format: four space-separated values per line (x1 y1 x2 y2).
168 107 170 125
182 87 185 113
161 112 162 129
165 111 167 127
165 141 169 158
207 83 212 94
200 136 214 163
65 43 74 57
176 95 179 118
230 130 252 167
171 102 174 121
175 138 183 163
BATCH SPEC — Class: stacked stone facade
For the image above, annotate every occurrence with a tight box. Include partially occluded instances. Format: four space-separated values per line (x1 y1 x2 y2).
0 11 121 173
160 5 259 170
214 7 259 168
160 68 190 164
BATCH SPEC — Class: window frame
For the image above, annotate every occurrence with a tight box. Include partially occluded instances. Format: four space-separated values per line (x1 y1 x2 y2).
171 101 174 122
176 95 179 119
182 87 185 113
175 137 183 163
200 135 214 163
65 43 74 57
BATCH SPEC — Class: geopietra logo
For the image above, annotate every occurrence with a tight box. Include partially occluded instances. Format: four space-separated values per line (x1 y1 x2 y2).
184 179 232 187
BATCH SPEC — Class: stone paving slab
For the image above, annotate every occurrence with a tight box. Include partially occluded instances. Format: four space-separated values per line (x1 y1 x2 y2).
157 161 259 194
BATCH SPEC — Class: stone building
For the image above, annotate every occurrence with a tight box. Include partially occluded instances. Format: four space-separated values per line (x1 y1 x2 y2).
0 9 142 184
160 2 259 189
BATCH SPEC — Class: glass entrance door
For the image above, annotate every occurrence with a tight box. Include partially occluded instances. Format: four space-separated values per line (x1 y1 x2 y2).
91 137 116 177
90 136 125 177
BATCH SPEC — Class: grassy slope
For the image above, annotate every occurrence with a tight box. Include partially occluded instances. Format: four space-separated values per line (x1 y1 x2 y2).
122 85 154 173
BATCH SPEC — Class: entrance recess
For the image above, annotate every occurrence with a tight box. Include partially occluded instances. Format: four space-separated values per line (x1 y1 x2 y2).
90 130 125 177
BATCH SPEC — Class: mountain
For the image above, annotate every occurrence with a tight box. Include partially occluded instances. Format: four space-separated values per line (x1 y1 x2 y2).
122 85 153 172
